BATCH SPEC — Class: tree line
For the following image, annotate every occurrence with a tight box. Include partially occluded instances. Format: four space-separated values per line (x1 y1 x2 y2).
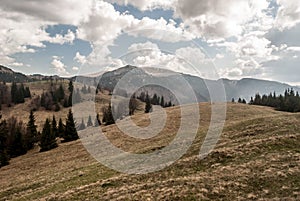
249 88 300 113
0 109 79 168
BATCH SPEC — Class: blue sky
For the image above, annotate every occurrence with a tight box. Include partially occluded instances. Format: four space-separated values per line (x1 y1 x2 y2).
1 0 300 85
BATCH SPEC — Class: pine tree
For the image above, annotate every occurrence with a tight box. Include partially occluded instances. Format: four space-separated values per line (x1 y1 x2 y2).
12 125 27 157
87 115 93 127
145 93 152 113
52 115 58 138
102 104 115 125
160 96 165 108
68 80 74 93
40 118 58 152
94 113 101 127
26 110 38 150
0 119 9 167
63 109 79 142
11 82 17 104
56 84 65 101
25 87 31 98
58 118 65 138
78 118 86 130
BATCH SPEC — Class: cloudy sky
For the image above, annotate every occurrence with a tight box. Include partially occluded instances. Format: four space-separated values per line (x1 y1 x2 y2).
0 0 300 85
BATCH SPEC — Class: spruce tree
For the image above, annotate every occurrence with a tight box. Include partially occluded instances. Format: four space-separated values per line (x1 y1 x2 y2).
0 119 9 167
40 118 57 152
160 96 165 108
58 118 65 138
63 109 79 142
52 115 58 138
78 118 86 130
94 113 101 127
11 82 18 104
145 93 152 113
102 104 115 125
68 80 74 93
87 115 93 127
26 110 38 150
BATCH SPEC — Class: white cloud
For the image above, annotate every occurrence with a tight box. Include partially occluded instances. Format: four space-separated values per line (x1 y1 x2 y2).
221 58 263 78
72 66 79 71
174 0 271 39
275 0 300 30
126 41 212 76
0 0 94 25
74 52 87 64
48 30 76 45
105 0 175 11
51 58 69 75
286 46 300 52
127 17 194 42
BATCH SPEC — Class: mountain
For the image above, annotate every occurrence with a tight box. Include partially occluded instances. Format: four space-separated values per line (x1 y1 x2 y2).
89 65 299 102
1 64 298 102
0 65 66 82
0 65 33 83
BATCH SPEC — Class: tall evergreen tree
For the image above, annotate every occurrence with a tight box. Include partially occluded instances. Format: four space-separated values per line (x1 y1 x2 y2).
78 118 86 130
94 113 101 127
68 80 74 93
26 110 38 150
102 104 115 125
87 115 93 127
160 96 165 108
11 82 18 104
0 119 9 167
145 93 152 113
58 118 65 138
40 118 57 152
51 115 58 138
63 109 79 142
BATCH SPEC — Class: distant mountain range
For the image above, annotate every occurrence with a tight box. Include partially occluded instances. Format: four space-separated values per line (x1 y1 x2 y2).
0 65 64 82
1 64 299 102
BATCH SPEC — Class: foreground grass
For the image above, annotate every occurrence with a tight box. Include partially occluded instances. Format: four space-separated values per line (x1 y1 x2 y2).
0 103 299 200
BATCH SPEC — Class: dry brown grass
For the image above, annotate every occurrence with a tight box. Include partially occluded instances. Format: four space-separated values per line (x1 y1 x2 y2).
0 103 299 200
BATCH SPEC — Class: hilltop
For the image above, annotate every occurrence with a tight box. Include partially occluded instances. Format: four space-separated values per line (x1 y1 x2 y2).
0 103 299 200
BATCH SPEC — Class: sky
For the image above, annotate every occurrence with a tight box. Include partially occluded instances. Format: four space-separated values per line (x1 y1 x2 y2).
0 0 300 85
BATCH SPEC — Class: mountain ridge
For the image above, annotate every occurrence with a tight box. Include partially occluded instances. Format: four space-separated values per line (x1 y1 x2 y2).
1 64 299 102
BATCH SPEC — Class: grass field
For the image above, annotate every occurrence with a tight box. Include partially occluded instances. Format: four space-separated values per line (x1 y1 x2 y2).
0 103 299 200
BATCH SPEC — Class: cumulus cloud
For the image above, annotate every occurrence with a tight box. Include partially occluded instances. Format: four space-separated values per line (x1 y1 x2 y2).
0 0 94 25
51 57 69 75
125 41 214 77
74 52 87 64
48 30 76 45
105 0 175 11
174 0 271 39
275 0 300 30
72 66 79 71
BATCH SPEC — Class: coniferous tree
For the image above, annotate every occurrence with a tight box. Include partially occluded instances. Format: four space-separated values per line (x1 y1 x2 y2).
145 93 152 113
40 118 57 152
160 96 165 108
87 115 93 127
56 84 65 101
25 87 31 98
102 104 115 125
11 82 18 104
94 113 101 127
26 110 38 150
58 118 65 138
63 109 79 142
0 119 9 167
52 115 58 138
78 118 86 130
11 124 27 157
68 80 74 93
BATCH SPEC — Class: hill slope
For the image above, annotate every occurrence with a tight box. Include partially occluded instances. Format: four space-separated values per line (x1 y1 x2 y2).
0 103 299 200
